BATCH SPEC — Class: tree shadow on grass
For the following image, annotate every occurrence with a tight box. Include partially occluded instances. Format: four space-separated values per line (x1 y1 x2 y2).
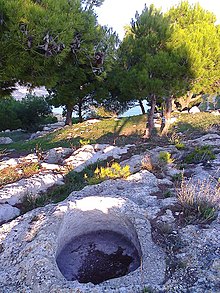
171 121 216 140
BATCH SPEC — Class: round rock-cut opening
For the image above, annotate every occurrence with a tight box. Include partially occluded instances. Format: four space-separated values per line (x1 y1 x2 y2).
55 197 142 285
56 230 140 284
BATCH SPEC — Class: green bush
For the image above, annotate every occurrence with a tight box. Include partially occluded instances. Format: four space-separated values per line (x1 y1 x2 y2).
0 97 22 131
86 162 130 185
175 142 185 150
41 115 58 124
184 145 216 164
158 151 174 164
0 95 53 132
71 117 79 124
15 94 52 131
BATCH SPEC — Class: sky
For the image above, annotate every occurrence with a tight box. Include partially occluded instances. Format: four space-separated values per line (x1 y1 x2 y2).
96 0 220 39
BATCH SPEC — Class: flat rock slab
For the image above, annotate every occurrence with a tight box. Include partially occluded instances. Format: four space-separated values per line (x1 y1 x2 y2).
0 204 20 223
0 172 64 206
0 196 166 292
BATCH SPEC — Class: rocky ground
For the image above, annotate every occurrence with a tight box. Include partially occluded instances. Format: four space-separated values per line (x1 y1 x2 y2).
0 124 219 292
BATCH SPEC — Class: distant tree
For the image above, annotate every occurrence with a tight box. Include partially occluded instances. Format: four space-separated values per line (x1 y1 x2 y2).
15 94 52 131
0 95 52 131
0 97 22 131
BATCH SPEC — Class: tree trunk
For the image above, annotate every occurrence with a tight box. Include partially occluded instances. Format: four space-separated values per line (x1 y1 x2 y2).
138 99 146 114
145 94 156 138
65 105 73 126
78 100 83 123
161 96 173 136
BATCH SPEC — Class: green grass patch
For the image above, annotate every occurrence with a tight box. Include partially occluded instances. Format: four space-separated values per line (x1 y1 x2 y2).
170 113 220 138
0 115 146 153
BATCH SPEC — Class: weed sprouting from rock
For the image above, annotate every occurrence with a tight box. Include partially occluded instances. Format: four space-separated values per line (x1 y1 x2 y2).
86 162 130 185
158 151 174 165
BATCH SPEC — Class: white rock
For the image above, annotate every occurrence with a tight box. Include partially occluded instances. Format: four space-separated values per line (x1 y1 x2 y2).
0 196 166 292
0 137 13 144
165 166 182 177
158 209 175 224
22 154 38 163
189 106 200 114
186 133 220 147
41 163 61 171
44 147 73 164
0 158 18 168
0 173 64 205
170 117 178 123
85 119 100 124
45 149 61 164
121 154 144 173
64 144 130 172
43 126 50 131
0 204 20 223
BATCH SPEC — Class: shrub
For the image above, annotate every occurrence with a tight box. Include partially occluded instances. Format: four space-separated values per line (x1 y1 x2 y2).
172 172 184 182
184 145 215 164
86 162 130 184
0 166 21 187
15 94 53 131
71 117 79 124
79 139 93 146
158 151 174 165
22 162 40 176
41 115 58 124
169 132 185 149
0 97 22 131
175 142 185 150
176 178 219 224
142 152 174 174
0 95 53 132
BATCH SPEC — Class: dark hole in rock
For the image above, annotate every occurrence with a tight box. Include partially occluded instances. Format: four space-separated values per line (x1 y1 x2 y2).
56 230 141 284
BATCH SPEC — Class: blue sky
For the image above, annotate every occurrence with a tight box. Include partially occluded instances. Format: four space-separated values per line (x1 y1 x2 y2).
96 0 220 39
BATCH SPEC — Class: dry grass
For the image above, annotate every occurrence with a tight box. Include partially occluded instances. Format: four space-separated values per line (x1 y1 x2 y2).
0 162 40 188
176 177 220 224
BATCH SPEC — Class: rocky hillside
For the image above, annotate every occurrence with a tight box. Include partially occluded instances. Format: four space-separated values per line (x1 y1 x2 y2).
0 113 220 292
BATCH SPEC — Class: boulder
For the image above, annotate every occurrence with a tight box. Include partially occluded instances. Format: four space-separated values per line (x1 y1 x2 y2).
186 133 220 147
120 154 144 173
44 147 73 164
0 173 64 206
64 144 131 172
0 204 20 223
189 106 200 114
0 137 13 144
